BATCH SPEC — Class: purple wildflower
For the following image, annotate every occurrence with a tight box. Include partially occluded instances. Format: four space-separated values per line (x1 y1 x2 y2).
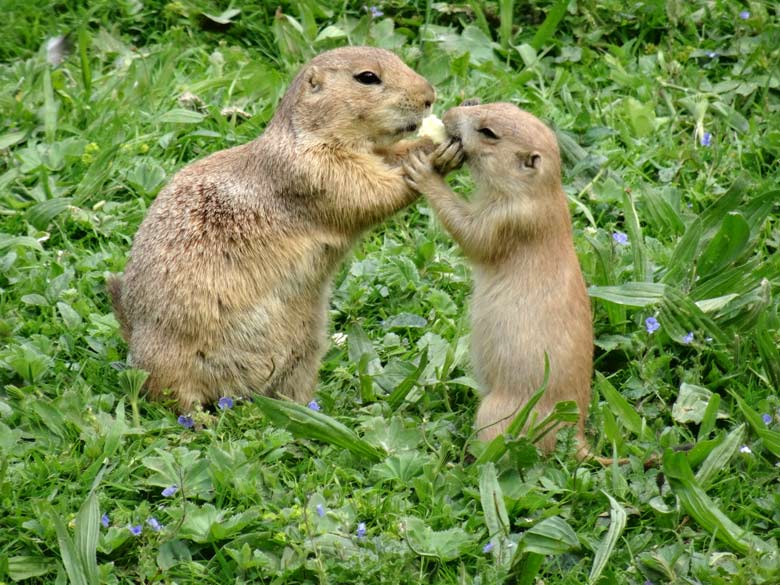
177 415 194 428
128 524 142 536
612 231 629 245
645 317 660 334
700 132 712 147
307 400 321 412
147 517 162 532
316 504 325 517
762 413 772 425
739 445 752 454
739 10 750 20
644 580 654 585
217 396 234 410
483 541 494 553
162 484 178 497
101 513 110 528
367 5 384 17
356 522 367 538
682 332 694 344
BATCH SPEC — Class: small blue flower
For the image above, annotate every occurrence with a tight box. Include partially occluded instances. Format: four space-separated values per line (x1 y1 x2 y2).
645 580 655 585
217 396 234 410
700 132 712 147
162 484 178 497
483 541 494 553
682 332 694 344
739 10 750 20
147 517 162 532
612 231 629 245
177 415 194 428
367 5 384 17
645 317 660 334
356 522 367 538
316 504 325 517
128 524 142 536
739 444 752 454
705 51 719 58
307 400 321 412
101 513 110 528
762 413 772 425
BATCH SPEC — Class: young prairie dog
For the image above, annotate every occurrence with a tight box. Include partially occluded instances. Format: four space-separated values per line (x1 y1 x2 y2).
404 102 593 454
108 47 435 411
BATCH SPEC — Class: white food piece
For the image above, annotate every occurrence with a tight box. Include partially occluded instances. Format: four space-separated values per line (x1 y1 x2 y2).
418 114 447 145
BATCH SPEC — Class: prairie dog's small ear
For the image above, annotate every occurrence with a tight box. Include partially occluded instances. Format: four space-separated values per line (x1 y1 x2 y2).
461 97 481 106
307 66 323 92
520 151 542 170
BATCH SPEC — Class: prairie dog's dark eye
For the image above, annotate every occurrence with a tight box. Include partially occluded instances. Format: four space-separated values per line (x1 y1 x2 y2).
354 71 381 85
477 127 499 139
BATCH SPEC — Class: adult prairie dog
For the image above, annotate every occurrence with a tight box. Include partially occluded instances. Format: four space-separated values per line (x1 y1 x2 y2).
404 102 593 454
108 47 435 411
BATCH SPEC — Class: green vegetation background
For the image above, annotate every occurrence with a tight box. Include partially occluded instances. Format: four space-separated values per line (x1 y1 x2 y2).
1 1 779 583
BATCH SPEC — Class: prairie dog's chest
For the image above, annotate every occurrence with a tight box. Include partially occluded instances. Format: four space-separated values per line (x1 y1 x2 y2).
469 254 576 350
273 229 352 295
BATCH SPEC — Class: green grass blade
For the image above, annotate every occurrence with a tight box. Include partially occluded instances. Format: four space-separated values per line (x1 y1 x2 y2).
663 450 773 554
78 27 92 97
756 314 780 392
27 198 73 230
498 0 515 50
585 236 626 327
589 492 627 583
512 552 544 585
7 556 55 581
519 516 579 555
531 0 568 50
730 392 780 456
695 424 744 488
74 491 100 585
465 1 490 37
595 373 652 441
253 396 384 461
52 512 89 585
697 393 721 441
386 348 428 410
663 176 748 285
42 68 57 142
479 462 510 564
588 282 667 307
622 191 649 282
697 212 750 278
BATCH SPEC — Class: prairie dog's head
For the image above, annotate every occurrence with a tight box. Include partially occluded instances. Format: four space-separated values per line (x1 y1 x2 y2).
442 102 561 191
277 47 435 148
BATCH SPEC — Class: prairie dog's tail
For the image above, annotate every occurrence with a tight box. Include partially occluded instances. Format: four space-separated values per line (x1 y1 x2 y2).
106 274 131 341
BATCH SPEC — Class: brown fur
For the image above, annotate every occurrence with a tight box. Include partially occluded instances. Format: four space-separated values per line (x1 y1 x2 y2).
108 47 435 411
404 103 593 454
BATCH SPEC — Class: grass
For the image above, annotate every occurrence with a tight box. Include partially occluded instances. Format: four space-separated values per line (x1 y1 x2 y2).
1 1 779 583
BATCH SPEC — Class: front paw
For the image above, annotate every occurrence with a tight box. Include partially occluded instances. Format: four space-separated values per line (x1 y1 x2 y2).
432 138 465 175
403 151 438 193
408 136 436 156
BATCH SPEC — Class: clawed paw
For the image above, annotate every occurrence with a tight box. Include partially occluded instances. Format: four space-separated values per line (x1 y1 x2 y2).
432 138 465 175
403 151 436 191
